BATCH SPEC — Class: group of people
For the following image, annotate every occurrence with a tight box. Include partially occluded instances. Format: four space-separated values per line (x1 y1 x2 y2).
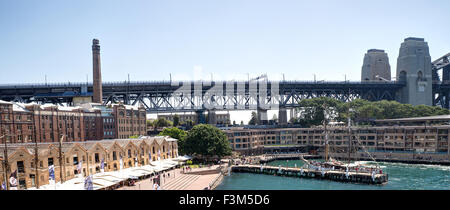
182 166 192 173
150 170 173 190
152 181 162 190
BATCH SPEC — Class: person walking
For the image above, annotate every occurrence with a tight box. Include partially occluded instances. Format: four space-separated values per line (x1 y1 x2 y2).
157 184 161 190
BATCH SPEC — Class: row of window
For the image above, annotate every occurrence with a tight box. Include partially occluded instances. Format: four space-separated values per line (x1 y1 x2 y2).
118 126 145 132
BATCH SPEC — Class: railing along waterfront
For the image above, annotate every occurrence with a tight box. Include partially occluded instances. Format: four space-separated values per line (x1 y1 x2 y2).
208 165 228 190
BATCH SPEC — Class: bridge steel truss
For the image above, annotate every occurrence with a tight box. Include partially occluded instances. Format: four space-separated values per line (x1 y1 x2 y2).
0 81 406 113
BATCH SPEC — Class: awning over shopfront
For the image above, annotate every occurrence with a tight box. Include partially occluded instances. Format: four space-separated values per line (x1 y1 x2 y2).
27 160 181 190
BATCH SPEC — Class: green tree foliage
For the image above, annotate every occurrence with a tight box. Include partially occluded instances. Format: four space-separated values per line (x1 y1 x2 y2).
153 118 173 128
183 124 232 159
181 120 195 129
248 111 258 125
158 127 187 155
173 114 180 127
294 97 450 126
296 97 343 127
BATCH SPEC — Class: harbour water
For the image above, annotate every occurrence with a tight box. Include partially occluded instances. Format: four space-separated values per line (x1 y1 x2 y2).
216 160 450 190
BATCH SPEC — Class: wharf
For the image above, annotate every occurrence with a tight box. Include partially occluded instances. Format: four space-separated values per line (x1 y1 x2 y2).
259 153 321 163
231 164 388 185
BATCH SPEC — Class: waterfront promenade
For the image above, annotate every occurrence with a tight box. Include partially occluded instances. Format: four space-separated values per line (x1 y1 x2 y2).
117 165 224 190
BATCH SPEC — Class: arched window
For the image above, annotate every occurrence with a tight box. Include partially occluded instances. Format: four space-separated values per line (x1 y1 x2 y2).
399 71 407 82
417 71 423 81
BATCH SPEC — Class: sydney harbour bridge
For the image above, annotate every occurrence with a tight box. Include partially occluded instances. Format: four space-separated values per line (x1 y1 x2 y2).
0 38 449 123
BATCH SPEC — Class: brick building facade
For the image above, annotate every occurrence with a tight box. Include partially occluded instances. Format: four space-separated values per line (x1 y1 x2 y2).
0 101 147 144
224 117 450 158
0 136 178 189
112 104 147 139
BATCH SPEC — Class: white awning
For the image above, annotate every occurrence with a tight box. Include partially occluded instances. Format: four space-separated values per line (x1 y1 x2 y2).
173 155 192 161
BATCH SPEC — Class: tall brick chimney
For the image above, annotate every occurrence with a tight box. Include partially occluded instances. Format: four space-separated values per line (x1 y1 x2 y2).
92 39 102 104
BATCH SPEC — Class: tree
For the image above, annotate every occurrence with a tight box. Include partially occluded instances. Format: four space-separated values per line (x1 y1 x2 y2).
154 118 173 128
159 127 187 155
271 114 278 122
296 97 344 127
294 97 450 126
248 111 258 125
181 120 195 129
173 114 180 127
183 124 232 160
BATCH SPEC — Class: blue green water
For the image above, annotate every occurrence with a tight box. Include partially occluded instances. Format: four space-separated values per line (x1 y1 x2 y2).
215 160 450 190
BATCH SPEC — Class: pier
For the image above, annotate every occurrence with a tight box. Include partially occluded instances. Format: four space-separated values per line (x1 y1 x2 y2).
259 153 321 163
231 164 388 185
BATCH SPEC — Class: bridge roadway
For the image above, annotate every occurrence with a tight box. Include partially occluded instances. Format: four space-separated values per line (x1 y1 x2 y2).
0 80 410 113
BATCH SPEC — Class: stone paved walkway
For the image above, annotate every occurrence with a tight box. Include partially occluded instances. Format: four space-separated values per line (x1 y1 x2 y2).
116 165 222 190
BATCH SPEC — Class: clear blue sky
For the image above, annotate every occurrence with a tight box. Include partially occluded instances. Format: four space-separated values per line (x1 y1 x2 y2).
1 0 449 84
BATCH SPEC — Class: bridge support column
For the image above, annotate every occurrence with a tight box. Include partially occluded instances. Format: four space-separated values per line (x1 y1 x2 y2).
443 65 450 109
396 37 432 106
195 110 206 124
278 107 288 125
257 108 268 125
207 110 217 125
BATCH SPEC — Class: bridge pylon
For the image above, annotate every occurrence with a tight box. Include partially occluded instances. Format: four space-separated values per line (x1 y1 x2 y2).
396 37 433 106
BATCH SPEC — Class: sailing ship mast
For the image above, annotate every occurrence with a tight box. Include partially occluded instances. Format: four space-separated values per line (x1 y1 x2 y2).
324 120 329 162
347 108 352 165
323 103 329 162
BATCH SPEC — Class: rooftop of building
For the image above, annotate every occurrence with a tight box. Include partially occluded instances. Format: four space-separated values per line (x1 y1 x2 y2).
0 136 177 155
110 103 144 110
367 49 385 53
405 37 425 42
375 115 450 123
0 100 13 105
0 101 138 113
